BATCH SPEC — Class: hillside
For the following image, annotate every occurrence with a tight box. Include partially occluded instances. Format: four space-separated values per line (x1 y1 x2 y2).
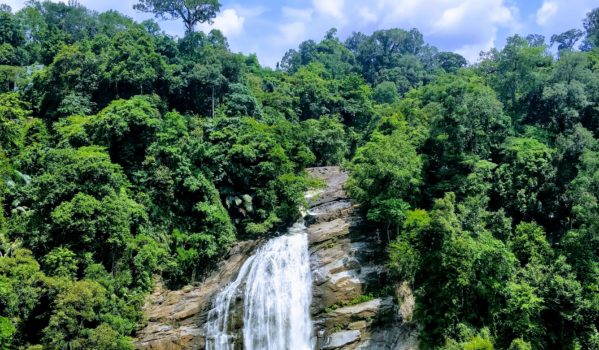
0 1 598 349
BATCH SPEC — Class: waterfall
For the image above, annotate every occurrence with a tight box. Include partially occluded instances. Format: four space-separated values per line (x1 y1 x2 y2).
205 222 314 350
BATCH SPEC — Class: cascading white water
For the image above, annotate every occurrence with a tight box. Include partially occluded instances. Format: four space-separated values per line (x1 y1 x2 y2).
205 222 314 350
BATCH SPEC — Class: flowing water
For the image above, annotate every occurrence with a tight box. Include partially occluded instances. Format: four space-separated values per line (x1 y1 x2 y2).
205 222 314 350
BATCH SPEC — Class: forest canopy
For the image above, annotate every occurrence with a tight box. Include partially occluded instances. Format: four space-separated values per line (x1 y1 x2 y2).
0 1 597 349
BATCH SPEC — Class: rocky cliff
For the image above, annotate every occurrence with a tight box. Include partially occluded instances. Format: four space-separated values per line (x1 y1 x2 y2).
306 167 418 350
135 239 261 350
135 167 418 350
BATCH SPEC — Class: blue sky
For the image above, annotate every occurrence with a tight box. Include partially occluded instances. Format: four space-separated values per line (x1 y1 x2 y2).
2 0 597 67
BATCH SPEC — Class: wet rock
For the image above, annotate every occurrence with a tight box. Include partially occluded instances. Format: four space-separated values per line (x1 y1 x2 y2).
323 330 361 349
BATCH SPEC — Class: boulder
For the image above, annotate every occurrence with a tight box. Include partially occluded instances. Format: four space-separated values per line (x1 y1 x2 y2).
322 330 361 349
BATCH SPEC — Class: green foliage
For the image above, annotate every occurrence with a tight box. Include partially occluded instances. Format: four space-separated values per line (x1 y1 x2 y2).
346 117 422 239
101 27 165 97
89 95 162 172
302 116 348 166
444 326 495 350
406 73 511 198
373 81 399 104
133 0 220 33
582 8 599 50
509 338 533 350
495 137 555 222
0 92 29 155
509 222 552 266
0 316 15 349
42 280 132 350
223 82 261 117
324 293 376 313
501 280 544 346
0 2 597 348
43 247 79 278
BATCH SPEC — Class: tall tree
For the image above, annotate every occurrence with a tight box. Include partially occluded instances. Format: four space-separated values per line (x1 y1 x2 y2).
550 29 584 51
133 0 220 33
581 8 599 51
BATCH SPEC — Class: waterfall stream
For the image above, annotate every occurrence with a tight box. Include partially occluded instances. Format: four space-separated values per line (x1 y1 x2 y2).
205 222 314 350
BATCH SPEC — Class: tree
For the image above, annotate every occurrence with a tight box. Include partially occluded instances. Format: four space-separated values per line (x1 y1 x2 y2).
288 63 335 121
409 74 511 199
280 29 357 77
206 117 310 236
509 222 552 266
413 193 516 347
0 92 29 156
526 34 545 47
346 118 423 239
444 326 495 350
435 51 467 73
0 316 15 350
495 137 556 224
133 0 221 33
14 146 146 272
373 81 399 104
345 28 427 85
41 280 131 350
387 209 429 283
550 29 584 51
33 44 99 119
0 9 24 48
301 116 348 166
43 247 78 279
582 8 599 51
563 144 599 286
0 249 48 346
88 96 162 174
501 280 545 346
223 82 261 117
99 27 165 97
479 35 551 112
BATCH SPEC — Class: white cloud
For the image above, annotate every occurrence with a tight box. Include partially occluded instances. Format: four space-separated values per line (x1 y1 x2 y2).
536 1 558 25
231 5 267 19
358 6 378 24
278 21 308 44
368 0 517 63
1 0 23 11
199 8 245 37
435 3 469 31
376 0 421 22
282 7 313 22
312 0 345 19
455 29 498 63
425 0 517 34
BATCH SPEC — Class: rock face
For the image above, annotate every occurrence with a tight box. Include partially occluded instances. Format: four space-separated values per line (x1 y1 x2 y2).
135 240 261 350
135 166 418 350
306 167 418 350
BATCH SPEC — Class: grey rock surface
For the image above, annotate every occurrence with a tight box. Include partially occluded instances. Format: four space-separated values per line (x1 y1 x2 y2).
306 167 418 350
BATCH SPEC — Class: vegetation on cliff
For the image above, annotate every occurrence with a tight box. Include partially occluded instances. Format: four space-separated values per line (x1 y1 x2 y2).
347 13 599 350
0 0 596 348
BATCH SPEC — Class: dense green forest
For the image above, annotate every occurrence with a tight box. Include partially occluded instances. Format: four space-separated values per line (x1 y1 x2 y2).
0 0 597 349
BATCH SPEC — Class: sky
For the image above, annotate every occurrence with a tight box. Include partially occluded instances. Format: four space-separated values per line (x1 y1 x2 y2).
2 0 597 67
